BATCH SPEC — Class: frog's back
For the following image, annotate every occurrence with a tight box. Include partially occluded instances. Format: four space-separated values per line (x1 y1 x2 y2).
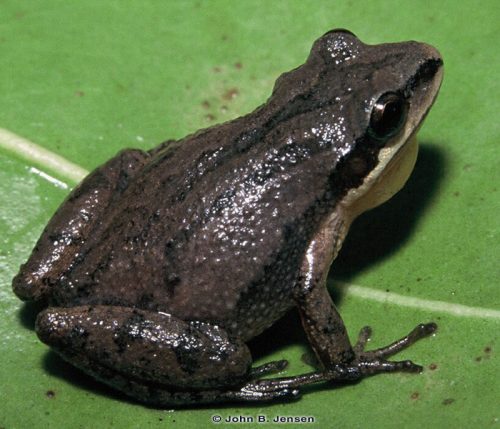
56 103 341 339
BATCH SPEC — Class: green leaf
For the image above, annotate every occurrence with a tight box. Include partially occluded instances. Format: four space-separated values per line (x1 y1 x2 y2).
1 1 498 428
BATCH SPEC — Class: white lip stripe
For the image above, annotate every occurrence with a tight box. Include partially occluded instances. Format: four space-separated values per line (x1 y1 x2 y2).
0 128 89 183
338 282 500 320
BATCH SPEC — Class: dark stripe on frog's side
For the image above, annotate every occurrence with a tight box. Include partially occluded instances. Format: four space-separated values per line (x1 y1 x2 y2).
153 136 336 299
231 137 380 339
203 138 326 217
162 108 379 253
123 68 384 303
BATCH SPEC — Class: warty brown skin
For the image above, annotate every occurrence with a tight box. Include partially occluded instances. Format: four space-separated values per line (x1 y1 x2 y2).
13 30 443 405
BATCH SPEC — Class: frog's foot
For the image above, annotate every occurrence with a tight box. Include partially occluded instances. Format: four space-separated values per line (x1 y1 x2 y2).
351 322 437 375
227 323 436 395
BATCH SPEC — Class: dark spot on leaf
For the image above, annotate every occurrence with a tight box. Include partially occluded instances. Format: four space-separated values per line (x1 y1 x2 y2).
46 390 56 399
410 392 419 400
301 351 319 368
484 346 492 353
429 363 438 370
442 398 455 405
202 100 210 109
222 87 239 101
475 356 482 362
234 62 243 69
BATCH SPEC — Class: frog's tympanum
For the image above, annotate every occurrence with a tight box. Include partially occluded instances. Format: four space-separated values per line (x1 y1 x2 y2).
13 30 443 405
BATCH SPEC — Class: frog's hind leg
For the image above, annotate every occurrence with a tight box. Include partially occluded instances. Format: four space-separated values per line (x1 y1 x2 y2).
12 149 150 302
35 305 298 405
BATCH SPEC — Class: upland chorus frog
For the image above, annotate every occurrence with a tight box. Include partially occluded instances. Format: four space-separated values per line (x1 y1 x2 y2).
13 30 443 405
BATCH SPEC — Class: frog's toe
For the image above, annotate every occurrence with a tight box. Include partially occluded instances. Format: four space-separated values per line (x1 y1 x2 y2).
353 322 437 376
355 358 423 375
249 360 288 378
359 322 437 359
235 384 301 402
353 325 373 353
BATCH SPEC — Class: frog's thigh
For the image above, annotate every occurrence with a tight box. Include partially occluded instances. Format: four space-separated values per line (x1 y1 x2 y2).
13 149 149 302
36 305 252 392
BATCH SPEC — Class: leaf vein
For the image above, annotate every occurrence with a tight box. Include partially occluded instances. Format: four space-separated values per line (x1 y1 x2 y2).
339 282 500 319
0 128 89 184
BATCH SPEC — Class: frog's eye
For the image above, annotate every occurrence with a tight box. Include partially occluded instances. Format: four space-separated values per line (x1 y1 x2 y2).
369 92 408 140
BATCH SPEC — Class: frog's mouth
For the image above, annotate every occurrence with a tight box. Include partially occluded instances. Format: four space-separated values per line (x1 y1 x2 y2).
340 53 443 221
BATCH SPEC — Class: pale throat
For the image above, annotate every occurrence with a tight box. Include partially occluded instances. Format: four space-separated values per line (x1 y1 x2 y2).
339 135 418 224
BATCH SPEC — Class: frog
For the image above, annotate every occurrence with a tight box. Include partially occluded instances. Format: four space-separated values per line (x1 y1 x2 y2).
13 29 443 406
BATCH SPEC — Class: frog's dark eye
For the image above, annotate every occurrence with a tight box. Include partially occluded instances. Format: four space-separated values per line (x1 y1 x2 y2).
369 92 408 140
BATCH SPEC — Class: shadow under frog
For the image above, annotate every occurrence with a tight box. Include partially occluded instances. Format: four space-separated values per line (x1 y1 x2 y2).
13 30 444 406
330 144 447 285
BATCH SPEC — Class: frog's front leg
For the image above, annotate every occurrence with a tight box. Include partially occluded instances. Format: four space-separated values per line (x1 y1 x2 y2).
13 149 149 302
293 213 437 378
36 306 297 405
